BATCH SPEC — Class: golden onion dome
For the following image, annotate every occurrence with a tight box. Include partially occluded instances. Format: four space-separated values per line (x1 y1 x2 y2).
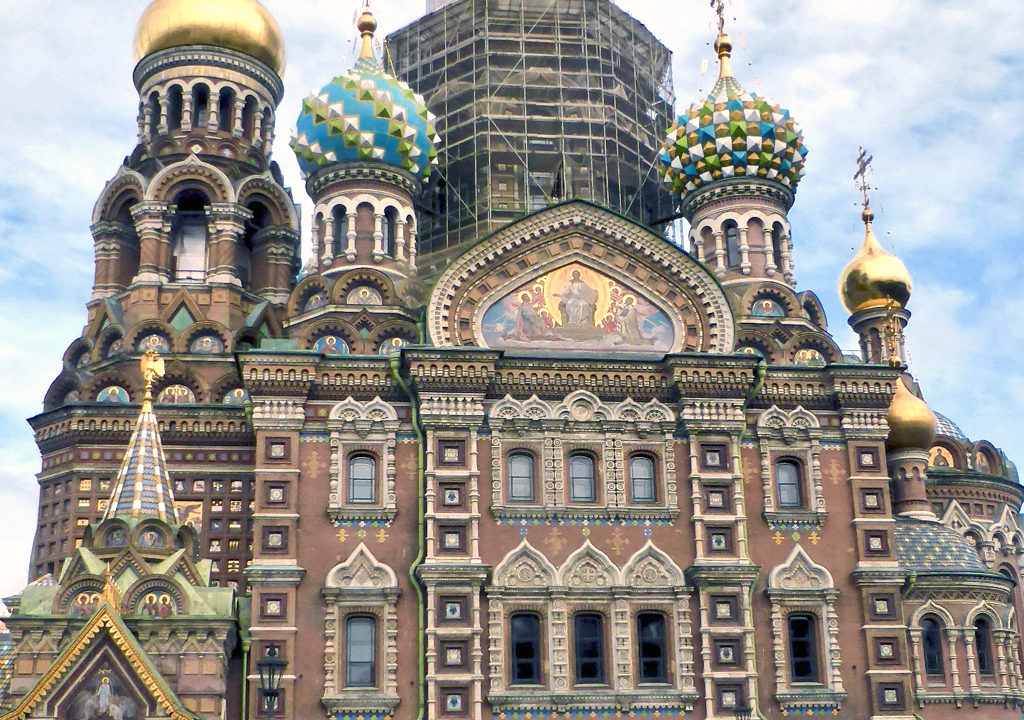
886 375 937 451
134 0 286 75
838 207 913 315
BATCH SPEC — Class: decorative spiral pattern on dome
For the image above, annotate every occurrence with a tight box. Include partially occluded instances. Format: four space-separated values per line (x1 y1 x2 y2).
290 57 439 182
659 75 808 200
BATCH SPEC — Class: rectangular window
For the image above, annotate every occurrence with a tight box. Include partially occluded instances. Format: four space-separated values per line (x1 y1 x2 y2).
508 453 535 502
636 613 667 683
788 614 819 683
573 613 605 684
348 455 377 503
629 456 656 503
510 613 542 684
569 454 596 502
345 616 376 687
776 460 803 508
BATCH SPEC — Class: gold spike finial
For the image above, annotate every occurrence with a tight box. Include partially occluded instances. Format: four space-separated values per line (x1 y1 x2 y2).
140 350 165 413
711 0 733 79
357 2 377 59
101 564 121 610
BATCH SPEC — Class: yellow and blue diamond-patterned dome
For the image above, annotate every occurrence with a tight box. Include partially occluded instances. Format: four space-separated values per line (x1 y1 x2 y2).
290 11 439 182
659 34 808 201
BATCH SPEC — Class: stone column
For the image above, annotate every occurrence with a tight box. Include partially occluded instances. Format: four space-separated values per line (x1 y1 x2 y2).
252 109 266 149
181 93 193 132
207 204 250 286
395 220 407 262
763 225 776 276
781 232 794 284
738 226 751 275
158 93 169 134
131 201 170 283
322 216 335 264
346 212 358 261
232 98 245 138
408 225 418 272
373 213 385 261
711 230 725 277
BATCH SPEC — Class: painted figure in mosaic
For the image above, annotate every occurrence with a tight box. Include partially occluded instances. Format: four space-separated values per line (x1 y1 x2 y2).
556 270 598 332
614 296 652 346
508 293 551 342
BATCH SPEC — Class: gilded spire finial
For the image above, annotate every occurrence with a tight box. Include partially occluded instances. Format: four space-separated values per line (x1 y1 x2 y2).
357 1 377 60
854 146 874 224
101 563 121 610
711 0 733 79
140 350 164 413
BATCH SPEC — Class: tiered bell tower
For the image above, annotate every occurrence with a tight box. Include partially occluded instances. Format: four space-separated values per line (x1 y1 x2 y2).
34 0 300 591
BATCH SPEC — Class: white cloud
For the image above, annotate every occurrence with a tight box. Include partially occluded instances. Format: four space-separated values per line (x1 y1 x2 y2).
0 0 1021 596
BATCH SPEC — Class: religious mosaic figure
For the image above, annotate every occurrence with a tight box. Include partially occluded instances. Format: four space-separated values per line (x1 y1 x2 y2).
614 296 652 346
555 270 600 339
69 670 138 720
504 293 552 342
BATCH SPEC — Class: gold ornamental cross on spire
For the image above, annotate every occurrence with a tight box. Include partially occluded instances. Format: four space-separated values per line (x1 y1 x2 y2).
711 0 727 35
140 349 165 413
854 146 874 209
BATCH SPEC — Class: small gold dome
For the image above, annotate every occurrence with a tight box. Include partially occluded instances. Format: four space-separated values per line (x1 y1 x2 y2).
134 0 286 75
886 375 937 451
838 207 913 314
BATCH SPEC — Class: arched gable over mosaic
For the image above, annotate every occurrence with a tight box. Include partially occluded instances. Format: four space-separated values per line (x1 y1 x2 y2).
428 201 735 354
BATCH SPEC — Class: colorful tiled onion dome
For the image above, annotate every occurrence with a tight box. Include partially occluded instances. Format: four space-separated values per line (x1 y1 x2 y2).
659 33 807 201
290 9 439 181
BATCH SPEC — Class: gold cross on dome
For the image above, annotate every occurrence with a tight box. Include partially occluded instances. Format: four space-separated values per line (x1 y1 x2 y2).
711 0 727 35
854 146 874 209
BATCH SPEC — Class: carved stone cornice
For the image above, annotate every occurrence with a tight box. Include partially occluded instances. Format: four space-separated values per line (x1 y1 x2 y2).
306 161 421 198
134 45 283 103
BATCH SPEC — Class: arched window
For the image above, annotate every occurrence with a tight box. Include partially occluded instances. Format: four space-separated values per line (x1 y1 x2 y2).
629 455 656 503
345 616 376 687
146 91 160 136
636 612 667 683
724 223 740 269
569 453 595 502
974 617 994 675
771 225 785 268
218 88 235 132
788 613 819 682
348 455 376 503
921 616 944 675
242 96 258 140
868 328 882 363
384 207 399 256
508 452 535 502
260 109 273 143
573 613 605 684
776 459 803 509
509 612 542 684
167 86 183 131
192 84 210 127
172 190 208 282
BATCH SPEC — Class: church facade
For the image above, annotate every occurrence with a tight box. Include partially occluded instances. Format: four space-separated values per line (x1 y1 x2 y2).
3 1 1023 720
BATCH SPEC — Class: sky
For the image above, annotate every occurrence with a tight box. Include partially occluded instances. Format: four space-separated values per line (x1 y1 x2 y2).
0 0 1021 596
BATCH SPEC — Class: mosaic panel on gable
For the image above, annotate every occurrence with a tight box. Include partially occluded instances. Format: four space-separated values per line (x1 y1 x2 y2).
304 291 328 312
481 263 674 353
66 666 141 720
136 333 171 354
189 333 224 354
313 335 350 355
347 285 384 306
751 297 786 318
97 386 130 404
794 347 826 367
157 384 195 404
222 388 249 405
136 590 177 617
378 336 408 356
69 591 101 618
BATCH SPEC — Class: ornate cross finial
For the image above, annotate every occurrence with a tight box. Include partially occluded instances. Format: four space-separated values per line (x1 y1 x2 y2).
854 146 874 210
140 349 165 412
711 0 726 35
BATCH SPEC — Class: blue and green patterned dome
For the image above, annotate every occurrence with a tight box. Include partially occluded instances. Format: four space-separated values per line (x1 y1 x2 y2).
659 35 807 201
290 16 438 182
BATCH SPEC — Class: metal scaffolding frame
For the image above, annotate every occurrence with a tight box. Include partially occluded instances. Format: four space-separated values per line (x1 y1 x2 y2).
386 0 676 257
